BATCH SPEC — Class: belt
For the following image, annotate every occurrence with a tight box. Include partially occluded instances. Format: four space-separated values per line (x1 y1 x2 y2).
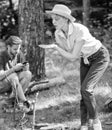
83 46 102 64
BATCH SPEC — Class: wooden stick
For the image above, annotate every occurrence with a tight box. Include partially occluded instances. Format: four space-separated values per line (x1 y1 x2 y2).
32 92 39 130
40 124 65 130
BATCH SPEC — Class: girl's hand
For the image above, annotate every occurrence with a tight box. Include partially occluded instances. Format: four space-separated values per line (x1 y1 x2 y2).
39 44 57 49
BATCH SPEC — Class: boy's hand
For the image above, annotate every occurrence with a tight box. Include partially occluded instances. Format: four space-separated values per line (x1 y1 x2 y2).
13 63 24 71
23 63 29 71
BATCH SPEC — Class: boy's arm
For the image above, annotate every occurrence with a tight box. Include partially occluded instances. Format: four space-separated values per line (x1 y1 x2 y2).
0 68 14 80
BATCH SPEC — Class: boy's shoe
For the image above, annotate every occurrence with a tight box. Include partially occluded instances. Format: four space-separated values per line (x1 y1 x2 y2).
93 119 102 130
22 100 33 114
80 125 88 130
26 109 33 115
23 100 31 108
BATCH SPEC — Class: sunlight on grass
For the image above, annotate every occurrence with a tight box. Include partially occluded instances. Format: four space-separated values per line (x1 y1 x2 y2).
62 70 79 79
95 82 112 96
35 94 80 110
95 81 112 111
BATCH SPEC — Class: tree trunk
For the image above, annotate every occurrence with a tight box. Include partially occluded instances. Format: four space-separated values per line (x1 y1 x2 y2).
83 0 90 27
18 0 45 81
9 0 13 9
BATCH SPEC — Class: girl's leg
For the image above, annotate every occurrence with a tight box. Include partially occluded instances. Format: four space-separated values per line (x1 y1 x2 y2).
81 56 109 120
80 46 110 130
80 58 90 125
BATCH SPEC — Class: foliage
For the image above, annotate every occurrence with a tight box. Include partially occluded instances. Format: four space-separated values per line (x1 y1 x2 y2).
89 10 112 52
0 0 18 39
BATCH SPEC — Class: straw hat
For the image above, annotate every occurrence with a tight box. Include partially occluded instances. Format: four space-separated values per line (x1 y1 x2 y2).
46 4 76 22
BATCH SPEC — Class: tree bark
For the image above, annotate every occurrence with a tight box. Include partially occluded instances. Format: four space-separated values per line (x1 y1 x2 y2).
9 0 13 9
83 0 90 27
18 0 45 81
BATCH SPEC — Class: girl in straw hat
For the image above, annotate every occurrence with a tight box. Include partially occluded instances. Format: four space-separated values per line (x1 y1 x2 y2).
39 4 110 130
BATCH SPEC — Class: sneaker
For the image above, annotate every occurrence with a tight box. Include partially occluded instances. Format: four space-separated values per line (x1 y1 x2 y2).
26 109 33 115
93 119 102 130
80 125 88 130
22 100 33 114
23 100 30 108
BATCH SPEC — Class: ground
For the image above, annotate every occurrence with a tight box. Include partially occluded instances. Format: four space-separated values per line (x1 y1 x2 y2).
0 48 112 130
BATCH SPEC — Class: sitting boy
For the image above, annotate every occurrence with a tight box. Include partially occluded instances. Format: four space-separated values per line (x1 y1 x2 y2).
0 36 32 112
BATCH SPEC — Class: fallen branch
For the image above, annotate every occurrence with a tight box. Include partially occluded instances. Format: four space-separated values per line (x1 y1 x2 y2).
25 76 66 95
40 124 67 130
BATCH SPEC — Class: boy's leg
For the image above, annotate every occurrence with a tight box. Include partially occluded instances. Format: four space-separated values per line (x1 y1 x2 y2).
80 58 90 126
6 73 27 102
1 73 32 113
18 70 32 92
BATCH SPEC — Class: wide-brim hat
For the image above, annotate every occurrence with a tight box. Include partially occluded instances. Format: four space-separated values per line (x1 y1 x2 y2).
46 4 76 22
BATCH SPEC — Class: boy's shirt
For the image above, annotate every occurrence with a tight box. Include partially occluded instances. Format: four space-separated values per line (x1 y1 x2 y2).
0 50 25 71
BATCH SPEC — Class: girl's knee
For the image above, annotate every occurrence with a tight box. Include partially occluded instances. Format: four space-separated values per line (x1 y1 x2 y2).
80 88 94 99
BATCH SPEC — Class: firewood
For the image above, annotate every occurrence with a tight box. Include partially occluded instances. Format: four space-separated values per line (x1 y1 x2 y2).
40 124 65 130
25 77 66 95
